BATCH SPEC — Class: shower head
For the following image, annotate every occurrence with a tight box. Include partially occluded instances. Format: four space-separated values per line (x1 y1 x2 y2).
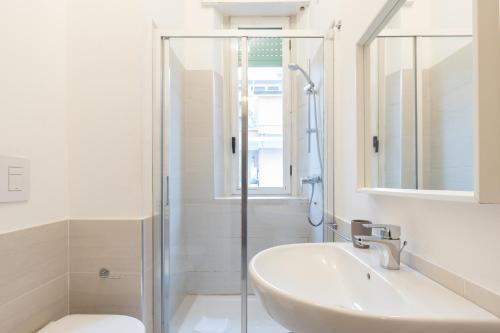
288 63 315 93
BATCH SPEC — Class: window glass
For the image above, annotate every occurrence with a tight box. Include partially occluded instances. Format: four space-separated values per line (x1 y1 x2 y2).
237 38 285 189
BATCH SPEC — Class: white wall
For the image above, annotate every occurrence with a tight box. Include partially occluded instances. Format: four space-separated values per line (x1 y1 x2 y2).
67 0 149 219
295 0 336 31
183 0 224 72
0 0 180 231
66 0 198 220
385 0 472 32
301 0 500 295
0 0 69 233
67 0 218 221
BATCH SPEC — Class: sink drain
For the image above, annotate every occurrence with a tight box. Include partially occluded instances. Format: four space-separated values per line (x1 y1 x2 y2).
366 273 371 280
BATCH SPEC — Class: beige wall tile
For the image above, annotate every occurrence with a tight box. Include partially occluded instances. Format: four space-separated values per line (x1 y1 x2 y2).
152 215 163 333
0 218 150 331
69 272 142 320
401 251 465 296
464 281 500 318
69 220 142 274
143 218 153 271
143 267 154 333
142 218 154 333
0 221 68 305
0 274 68 333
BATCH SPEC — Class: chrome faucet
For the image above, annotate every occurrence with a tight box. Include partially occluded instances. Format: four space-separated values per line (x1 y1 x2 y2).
354 224 407 270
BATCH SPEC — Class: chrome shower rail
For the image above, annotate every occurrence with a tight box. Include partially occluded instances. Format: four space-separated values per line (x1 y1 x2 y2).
240 36 249 333
155 29 330 39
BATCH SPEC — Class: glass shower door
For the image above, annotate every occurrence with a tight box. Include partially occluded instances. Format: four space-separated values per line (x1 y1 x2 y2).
156 37 243 333
155 33 328 333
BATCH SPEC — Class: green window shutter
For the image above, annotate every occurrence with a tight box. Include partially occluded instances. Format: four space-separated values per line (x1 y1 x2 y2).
239 38 283 68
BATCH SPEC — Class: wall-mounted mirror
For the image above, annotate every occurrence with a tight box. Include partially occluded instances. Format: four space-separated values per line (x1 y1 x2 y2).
357 0 500 202
364 0 474 191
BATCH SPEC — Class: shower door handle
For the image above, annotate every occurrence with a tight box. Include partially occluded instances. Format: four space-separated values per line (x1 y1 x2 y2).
373 136 379 153
163 175 169 207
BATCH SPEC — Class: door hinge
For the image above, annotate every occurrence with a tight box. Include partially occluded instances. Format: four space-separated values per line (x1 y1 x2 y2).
231 136 236 154
289 40 292 51
290 165 293 176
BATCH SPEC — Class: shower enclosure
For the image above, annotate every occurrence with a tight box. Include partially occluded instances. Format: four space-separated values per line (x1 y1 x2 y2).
153 30 332 333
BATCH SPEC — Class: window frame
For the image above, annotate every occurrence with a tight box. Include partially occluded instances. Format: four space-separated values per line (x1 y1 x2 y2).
229 17 293 196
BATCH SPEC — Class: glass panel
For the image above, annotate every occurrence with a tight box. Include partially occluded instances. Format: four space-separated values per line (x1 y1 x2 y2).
157 35 327 333
237 38 286 191
376 37 417 189
366 35 473 191
247 37 325 333
419 37 473 191
161 37 242 333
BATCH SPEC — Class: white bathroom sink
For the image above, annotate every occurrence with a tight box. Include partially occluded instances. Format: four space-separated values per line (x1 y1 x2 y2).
249 243 500 333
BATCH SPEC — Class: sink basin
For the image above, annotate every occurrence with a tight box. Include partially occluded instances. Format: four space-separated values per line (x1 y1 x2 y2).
249 243 500 333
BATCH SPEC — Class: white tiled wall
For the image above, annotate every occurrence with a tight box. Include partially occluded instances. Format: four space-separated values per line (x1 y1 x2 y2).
184 199 309 294
213 74 226 196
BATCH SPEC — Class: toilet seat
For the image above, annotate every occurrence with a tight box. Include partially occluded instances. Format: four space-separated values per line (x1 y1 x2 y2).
37 314 145 333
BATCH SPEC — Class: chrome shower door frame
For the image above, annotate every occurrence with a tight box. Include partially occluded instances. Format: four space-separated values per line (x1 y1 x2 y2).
154 29 333 333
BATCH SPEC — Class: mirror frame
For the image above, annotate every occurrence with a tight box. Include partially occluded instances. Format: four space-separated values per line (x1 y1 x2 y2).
355 0 500 203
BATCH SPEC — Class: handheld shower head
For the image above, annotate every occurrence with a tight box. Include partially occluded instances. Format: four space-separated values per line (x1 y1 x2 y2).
288 63 315 93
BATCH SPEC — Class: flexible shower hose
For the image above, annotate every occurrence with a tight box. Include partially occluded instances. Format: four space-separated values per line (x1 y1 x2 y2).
307 92 324 228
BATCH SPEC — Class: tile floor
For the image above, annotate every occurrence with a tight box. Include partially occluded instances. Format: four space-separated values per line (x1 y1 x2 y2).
172 295 290 333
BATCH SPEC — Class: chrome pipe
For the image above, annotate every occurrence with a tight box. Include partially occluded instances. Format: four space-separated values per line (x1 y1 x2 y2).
240 36 249 333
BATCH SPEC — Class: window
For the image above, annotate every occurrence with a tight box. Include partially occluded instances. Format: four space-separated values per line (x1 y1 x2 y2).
230 17 292 195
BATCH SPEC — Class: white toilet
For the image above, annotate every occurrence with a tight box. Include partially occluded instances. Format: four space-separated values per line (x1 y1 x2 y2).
37 314 145 333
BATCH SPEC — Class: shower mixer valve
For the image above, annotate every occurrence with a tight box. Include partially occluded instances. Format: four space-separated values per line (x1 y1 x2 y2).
300 176 322 191
301 176 322 184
